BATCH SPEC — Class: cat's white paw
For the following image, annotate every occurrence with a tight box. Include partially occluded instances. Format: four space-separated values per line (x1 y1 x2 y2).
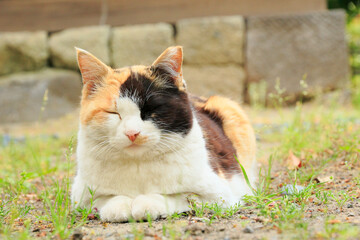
99 196 132 222
131 194 168 221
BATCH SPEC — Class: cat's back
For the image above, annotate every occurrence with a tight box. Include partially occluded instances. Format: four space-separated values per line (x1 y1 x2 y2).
191 95 256 180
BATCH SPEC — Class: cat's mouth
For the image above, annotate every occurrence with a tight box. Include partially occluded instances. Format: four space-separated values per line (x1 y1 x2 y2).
123 142 150 156
125 143 143 149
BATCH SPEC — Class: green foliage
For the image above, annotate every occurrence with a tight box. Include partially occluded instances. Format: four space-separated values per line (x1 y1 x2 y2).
0 136 93 239
328 0 360 21
347 7 360 108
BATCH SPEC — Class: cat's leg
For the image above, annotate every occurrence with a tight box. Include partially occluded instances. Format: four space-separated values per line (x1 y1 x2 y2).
72 177 133 222
131 193 189 221
192 172 239 207
71 175 92 208
97 195 133 222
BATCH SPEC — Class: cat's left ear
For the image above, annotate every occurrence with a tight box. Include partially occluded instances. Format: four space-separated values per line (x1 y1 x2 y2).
151 46 186 90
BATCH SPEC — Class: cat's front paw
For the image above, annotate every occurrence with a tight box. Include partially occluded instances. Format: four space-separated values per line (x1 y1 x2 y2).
100 196 132 222
131 194 167 221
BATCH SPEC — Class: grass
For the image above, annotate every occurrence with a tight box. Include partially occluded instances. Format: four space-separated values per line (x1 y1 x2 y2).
0 137 94 239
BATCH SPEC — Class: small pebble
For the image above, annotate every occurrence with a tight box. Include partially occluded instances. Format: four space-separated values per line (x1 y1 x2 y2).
71 232 83 240
105 232 114 237
348 212 355 217
144 229 156 237
243 226 254 233
123 234 135 239
347 203 354 208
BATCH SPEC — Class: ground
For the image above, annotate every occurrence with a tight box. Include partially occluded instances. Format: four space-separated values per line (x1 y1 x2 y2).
0 94 359 240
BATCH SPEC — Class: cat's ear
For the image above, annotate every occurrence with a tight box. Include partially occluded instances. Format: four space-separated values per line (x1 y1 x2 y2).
151 46 185 89
76 48 110 94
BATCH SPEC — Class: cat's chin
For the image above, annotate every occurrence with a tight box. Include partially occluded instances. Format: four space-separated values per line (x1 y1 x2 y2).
123 144 149 157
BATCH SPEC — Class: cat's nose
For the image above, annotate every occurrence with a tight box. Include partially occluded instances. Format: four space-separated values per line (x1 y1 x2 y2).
125 131 140 142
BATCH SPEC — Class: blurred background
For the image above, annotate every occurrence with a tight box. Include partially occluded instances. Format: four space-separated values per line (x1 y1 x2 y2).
0 0 358 134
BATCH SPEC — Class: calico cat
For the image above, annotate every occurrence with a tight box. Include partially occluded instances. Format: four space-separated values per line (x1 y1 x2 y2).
71 46 256 222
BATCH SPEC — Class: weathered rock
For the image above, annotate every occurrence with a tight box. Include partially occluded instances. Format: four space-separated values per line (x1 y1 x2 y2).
111 23 174 68
0 31 48 75
176 16 245 64
246 10 350 96
0 69 82 123
183 65 245 102
49 26 110 69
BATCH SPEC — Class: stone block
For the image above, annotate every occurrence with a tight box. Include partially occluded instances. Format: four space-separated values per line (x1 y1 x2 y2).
0 69 82 123
49 26 110 70
183 65 245 102
176 16 245 64
0 31 48 75
111 23 174 68
246 10 350 96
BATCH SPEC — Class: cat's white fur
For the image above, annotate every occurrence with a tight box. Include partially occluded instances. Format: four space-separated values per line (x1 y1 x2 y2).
71 97 254 222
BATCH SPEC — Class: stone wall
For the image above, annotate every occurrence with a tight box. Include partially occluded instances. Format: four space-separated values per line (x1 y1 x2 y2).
0 10 349 122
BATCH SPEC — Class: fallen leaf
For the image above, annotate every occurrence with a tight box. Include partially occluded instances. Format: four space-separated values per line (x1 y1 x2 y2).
328 219 341 224
314 176 334 183
286 150 302 170
37 232 47 237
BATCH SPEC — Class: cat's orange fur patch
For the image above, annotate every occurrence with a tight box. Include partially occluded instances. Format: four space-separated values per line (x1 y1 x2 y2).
80 69 129 125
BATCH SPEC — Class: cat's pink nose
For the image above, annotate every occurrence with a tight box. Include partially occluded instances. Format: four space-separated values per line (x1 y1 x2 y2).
125 131 140 142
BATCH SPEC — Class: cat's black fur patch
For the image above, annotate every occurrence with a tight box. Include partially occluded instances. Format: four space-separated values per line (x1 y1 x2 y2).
194 107 239 178
119 72 193 135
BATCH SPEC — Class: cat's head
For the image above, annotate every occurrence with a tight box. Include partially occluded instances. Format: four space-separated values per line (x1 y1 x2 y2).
76 46 193 158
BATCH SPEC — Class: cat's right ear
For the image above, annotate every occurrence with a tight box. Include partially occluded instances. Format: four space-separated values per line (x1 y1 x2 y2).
76 48 110 94
151 46 185 90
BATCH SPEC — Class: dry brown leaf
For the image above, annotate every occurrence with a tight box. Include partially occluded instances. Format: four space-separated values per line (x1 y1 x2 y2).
328 219 341 224
286 150 302 170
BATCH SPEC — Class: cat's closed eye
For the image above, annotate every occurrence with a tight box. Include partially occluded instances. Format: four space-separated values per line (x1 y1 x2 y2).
106 111 122 119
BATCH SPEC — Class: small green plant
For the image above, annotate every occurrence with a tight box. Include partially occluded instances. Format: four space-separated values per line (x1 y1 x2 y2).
315 190 331 205
168 212 185 220
331 191 353 210
146 213 153 228
187 197 210 218
268 78 288 109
